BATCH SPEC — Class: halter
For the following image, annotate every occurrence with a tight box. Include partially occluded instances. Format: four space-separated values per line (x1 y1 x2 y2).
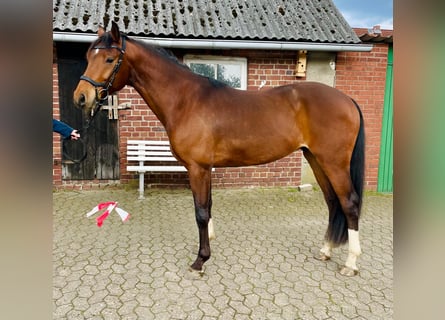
79 35 127 117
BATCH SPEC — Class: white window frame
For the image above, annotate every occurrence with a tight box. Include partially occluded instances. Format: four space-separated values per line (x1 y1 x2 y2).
184 55 247 90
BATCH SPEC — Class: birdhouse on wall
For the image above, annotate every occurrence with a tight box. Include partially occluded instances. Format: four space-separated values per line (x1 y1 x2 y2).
296 50 307 77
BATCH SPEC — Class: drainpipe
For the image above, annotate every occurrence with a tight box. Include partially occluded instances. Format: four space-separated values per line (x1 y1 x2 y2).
53 32 373 52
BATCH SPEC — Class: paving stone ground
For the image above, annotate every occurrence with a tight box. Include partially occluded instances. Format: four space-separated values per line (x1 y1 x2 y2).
53 187 393 319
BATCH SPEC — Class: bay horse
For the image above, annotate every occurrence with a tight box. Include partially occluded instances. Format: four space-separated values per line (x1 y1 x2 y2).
74 22 365 277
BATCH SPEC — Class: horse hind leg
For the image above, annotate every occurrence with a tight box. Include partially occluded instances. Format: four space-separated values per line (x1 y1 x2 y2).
303 149 344 261
321 168 362 276
337 98 365 276
334 187 362 276
304 149 362 276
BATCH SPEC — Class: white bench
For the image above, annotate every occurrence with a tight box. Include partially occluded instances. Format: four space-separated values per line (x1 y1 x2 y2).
126 140 187 199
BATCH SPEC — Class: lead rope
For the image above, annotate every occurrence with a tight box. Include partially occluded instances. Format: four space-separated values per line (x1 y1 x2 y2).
61 102 102 164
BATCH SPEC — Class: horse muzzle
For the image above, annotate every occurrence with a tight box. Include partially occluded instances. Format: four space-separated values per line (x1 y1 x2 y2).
73 83 97 113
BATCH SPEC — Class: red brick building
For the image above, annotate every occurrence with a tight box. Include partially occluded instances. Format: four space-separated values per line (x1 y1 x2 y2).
52 1 393 192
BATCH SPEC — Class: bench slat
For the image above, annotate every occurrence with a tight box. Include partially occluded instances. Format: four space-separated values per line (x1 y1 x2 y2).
127 157 178 162
127 165 187 172
127 140 171 144
127 151 175 156
128 146 171 151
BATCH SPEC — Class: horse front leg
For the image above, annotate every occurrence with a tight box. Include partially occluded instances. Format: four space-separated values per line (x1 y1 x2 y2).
188 165 212 274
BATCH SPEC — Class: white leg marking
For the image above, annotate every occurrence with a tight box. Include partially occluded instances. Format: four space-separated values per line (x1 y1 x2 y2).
320 242 332 257
345 229 361 270
208 218 215 240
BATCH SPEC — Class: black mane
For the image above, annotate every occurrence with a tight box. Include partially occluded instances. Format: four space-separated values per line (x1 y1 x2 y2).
207 77 228 88
93 32 226 88
130 37 190 70
155 46 189 69
90 32 115 49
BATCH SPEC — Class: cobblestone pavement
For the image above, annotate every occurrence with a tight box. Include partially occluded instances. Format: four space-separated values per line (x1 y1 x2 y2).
53 187 393 319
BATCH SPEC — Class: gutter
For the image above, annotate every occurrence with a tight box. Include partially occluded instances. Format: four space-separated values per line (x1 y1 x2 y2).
53 32 373 52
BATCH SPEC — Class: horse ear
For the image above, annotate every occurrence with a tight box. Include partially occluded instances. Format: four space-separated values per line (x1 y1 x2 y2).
110 21 120 42
98 26 105 37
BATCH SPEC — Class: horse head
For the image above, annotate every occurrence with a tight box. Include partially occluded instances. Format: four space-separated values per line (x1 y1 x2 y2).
73 21 129 117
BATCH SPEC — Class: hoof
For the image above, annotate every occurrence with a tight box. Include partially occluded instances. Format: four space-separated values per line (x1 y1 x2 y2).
186 266 205 279
339 266 359 276
314 252 331 261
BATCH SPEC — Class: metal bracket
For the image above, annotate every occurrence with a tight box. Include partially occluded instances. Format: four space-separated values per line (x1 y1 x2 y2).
101 95 131 119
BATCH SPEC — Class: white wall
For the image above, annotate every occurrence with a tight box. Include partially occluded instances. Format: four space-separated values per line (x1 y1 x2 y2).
301 52 336 186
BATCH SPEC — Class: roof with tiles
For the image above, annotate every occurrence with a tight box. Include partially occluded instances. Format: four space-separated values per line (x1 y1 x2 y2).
355 26 393 44
53 0 361 44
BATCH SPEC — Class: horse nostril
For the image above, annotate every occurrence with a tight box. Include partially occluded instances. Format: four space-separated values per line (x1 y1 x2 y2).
78 93 86 108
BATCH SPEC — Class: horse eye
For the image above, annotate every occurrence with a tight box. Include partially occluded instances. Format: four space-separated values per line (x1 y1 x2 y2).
106 57 114 64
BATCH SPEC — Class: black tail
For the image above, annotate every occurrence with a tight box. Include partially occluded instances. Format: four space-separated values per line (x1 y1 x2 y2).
350 99 365 215
325 99 365 246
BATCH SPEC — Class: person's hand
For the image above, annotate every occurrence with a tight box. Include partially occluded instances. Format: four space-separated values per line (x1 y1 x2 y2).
70 130 80 140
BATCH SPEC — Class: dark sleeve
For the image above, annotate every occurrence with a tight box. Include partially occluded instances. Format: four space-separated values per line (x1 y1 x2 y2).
53 119 74 140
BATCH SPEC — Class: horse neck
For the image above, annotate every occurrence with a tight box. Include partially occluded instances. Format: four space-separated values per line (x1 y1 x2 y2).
126 41 197 129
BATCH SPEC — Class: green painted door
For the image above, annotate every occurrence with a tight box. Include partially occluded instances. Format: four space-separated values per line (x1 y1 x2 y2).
377 46 393 192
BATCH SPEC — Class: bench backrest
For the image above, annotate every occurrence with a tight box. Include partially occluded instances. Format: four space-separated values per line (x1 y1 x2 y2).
127 140 178 162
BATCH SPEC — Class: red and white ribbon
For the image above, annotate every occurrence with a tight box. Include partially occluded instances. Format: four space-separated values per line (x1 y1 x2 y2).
86 201 130 227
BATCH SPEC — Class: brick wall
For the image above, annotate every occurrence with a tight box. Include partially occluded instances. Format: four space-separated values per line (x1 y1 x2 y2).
53 41 390 191
335 43 389 190
52 60 63 187
116 50 303 188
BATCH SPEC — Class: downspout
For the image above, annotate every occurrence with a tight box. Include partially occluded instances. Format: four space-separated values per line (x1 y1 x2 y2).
53 32 373 52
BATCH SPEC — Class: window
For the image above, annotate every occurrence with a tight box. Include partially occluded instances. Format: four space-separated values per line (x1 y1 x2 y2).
184 55 247 90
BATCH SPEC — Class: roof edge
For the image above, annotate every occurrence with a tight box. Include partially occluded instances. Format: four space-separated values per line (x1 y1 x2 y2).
53 32 373 52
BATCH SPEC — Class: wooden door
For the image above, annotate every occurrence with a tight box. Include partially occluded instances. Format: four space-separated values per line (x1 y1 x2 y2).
56 42 119 180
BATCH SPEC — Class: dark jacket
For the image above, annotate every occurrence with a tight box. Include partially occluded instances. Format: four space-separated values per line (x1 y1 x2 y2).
53 119 74 140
